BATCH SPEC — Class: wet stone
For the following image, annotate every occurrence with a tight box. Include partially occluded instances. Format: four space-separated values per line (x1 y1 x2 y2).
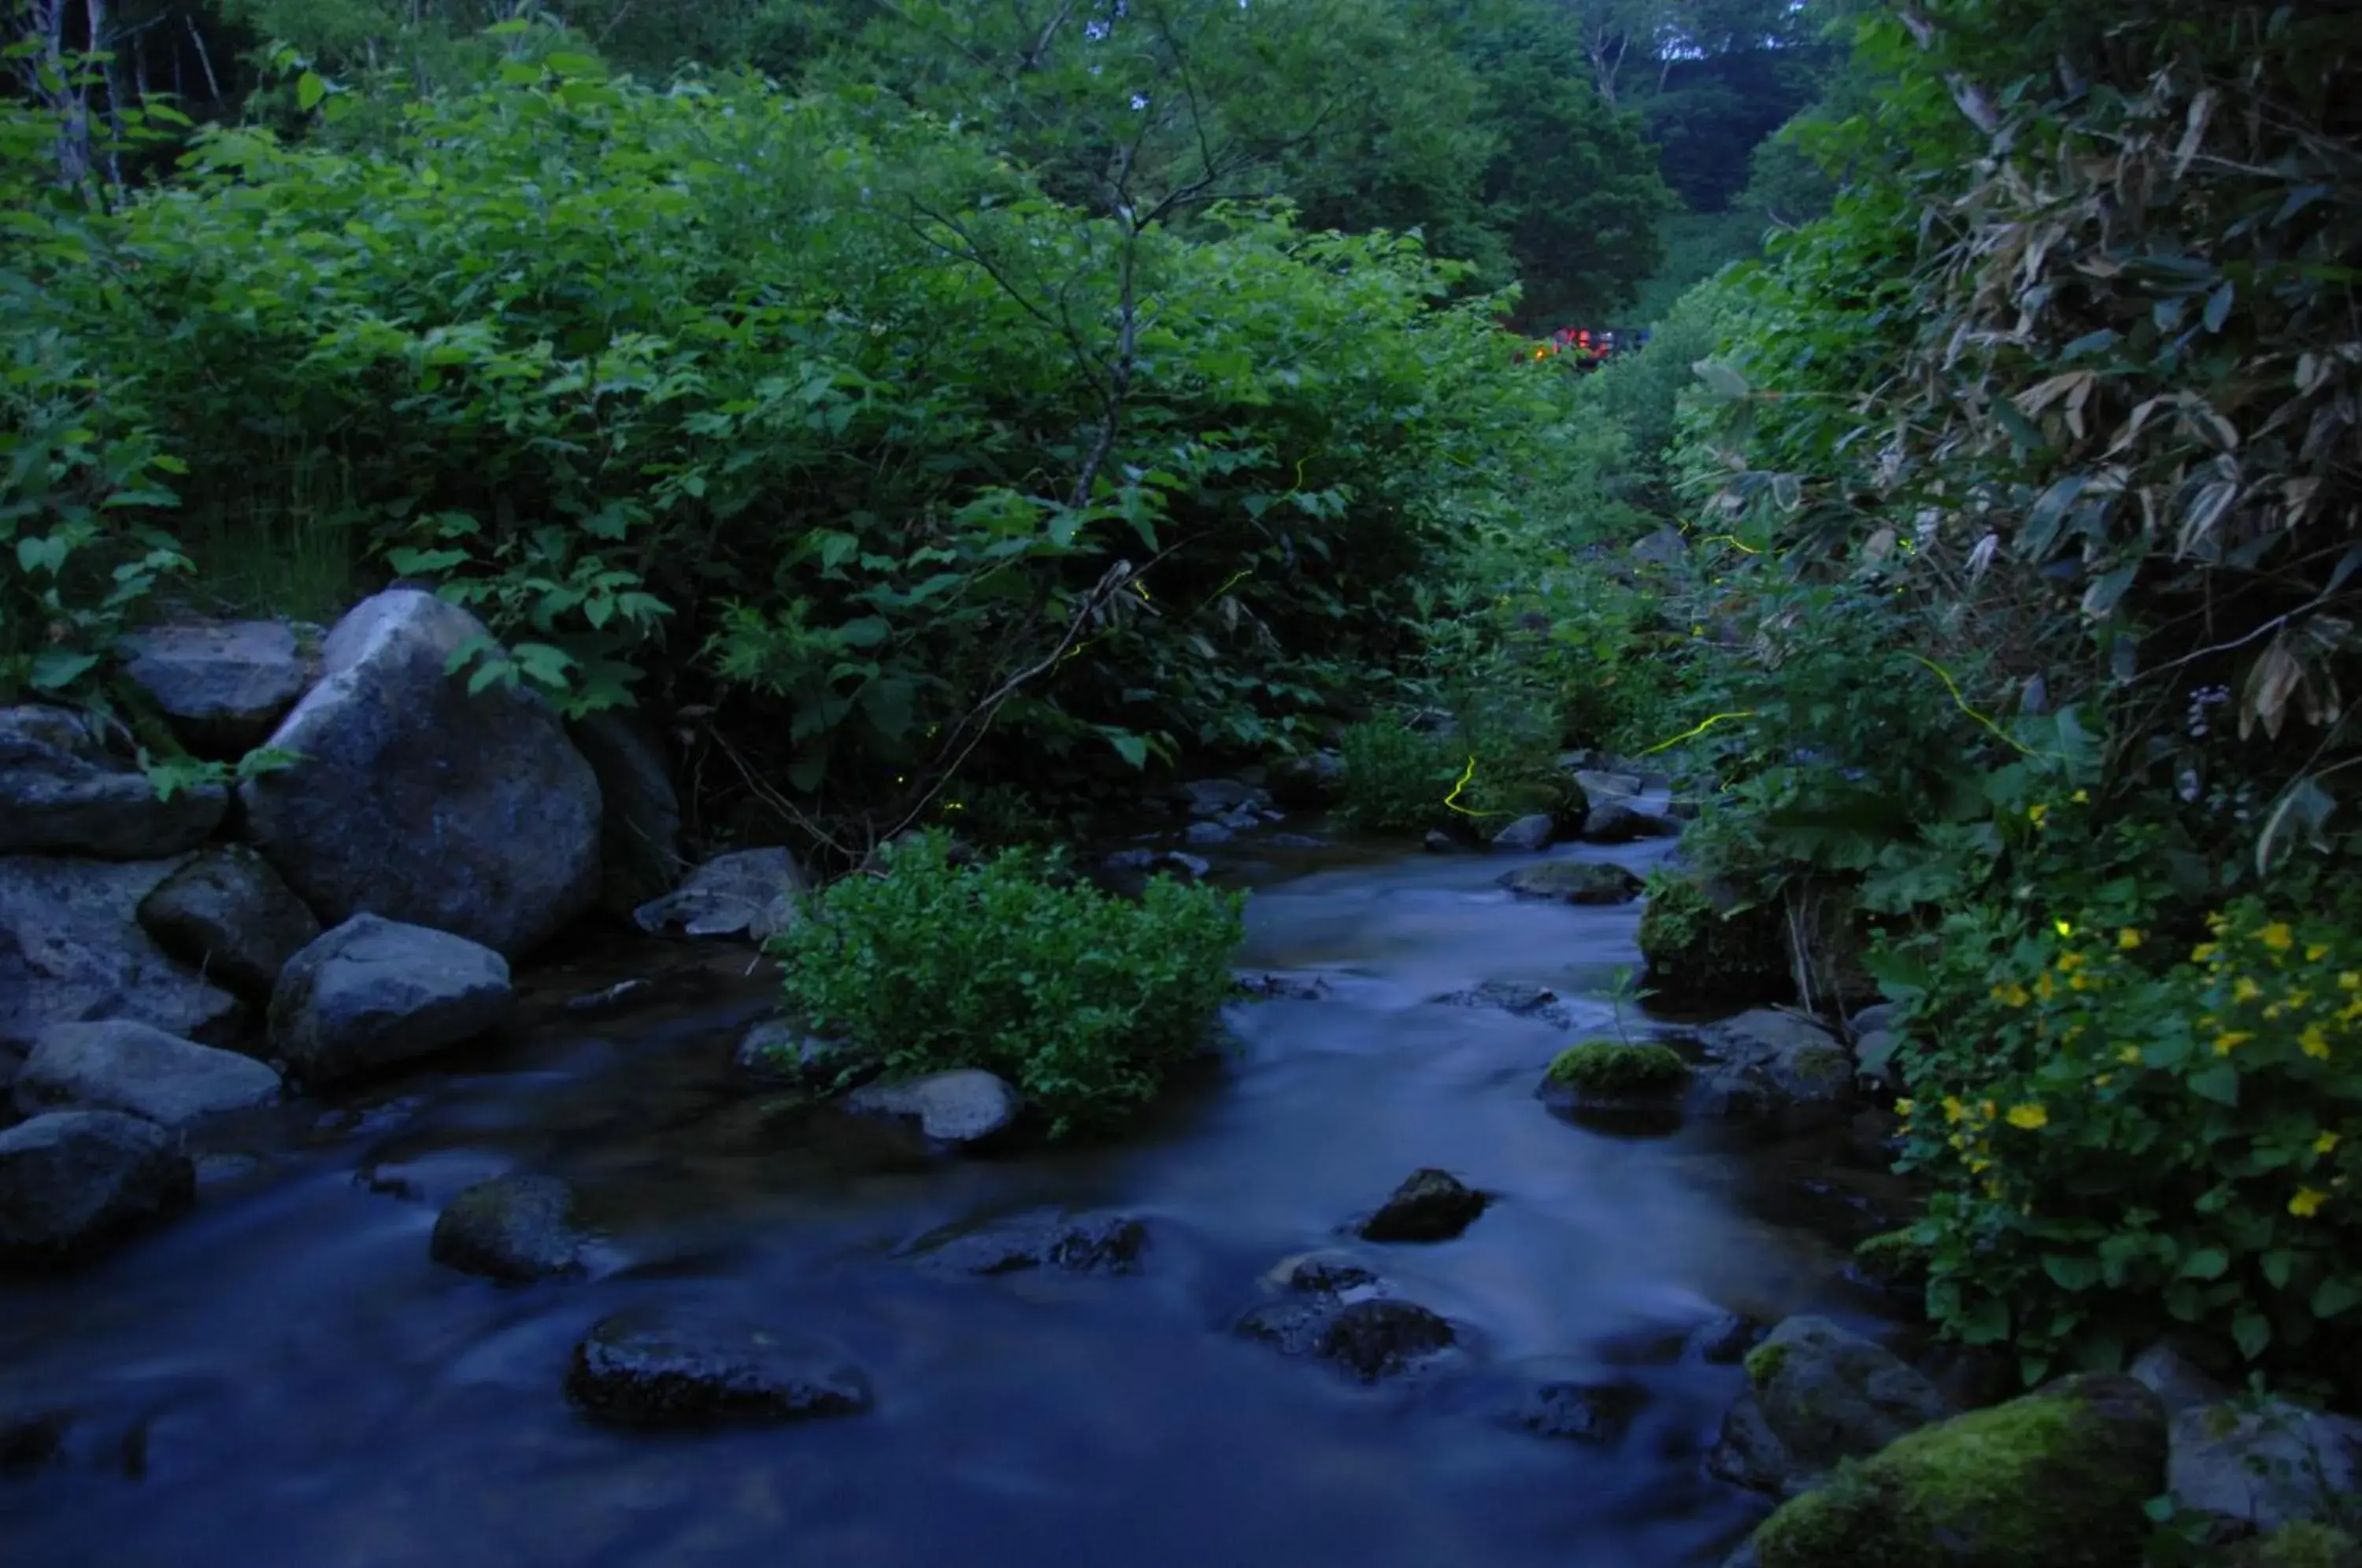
565 1307 874 1431
1355 1167 1490 1242
1512 1378 1650 1444
429 1173 594 1284
916 1211 1146 1277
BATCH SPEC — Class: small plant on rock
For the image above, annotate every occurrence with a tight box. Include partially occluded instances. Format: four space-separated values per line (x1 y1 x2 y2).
1546 1039 1690 1095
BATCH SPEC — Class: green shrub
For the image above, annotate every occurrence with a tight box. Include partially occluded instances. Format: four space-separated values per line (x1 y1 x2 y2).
1886 896 2362 1387
1545 1039 1690 1093
1336 715 1576 837
768 830 1245 1139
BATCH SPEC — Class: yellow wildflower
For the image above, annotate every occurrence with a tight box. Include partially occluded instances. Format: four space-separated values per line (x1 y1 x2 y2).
1980 1100 1997 1122
2027 804 2049 826
2316 1131 2341 1156
2234 977 2263 1004
2308 943 2331 962
2300 1023 2331 1061
2094 1074 2113 1088
2005 1103 2049 1130
2071 790 2090 804
2057 951 2085 972
2054 919 2074 937
2034 971 2058 1002
2290 1186 2328 1219
2208 911 2231 934
1893 1098 1916 1116
1991 982 2030 1008
1942 1095 1966 1123
2261 923 2295 952
2193 942 2219 962
2117 1045 2142 1064
2214 1031 2253 1056
2341 972 2360 993
2118 929 2143 950
2069 974 2090 991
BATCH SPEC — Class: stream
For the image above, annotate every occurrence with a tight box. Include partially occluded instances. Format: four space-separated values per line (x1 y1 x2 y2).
1 816 1908 1568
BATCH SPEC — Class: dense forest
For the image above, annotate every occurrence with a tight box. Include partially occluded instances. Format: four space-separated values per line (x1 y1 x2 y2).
7 0 2362 1558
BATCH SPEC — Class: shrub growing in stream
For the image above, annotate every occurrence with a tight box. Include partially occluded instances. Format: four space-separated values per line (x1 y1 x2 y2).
768 830 1245 1139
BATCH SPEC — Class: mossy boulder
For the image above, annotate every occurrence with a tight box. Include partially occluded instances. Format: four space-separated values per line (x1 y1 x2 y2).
1637 872 1794 1008
1498 860 1642 904
1749 1373 2168 1568
1537 1039 1691 1132
1708 1315 1956 1497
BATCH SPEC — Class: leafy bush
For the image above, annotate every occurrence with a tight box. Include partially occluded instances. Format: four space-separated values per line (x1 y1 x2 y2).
768 830 1245 1139
1885 894 2362 1388
1335 715 1575 837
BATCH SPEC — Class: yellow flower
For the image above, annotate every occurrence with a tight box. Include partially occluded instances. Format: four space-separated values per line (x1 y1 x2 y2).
2261 923 2295 952
2027 804 2049 826
2307 944 2331 962
2193 942 2219 962
2301 1023 2331 1060
2316 1131 2342 1156
2094 1074 2113 1088
2342 972 2360 993
2069 974 2089 991
2290 1186 2328 1219
2005 1103 2049 1130
2118 929 2143 950
2214 1031 2253 1056
2034 971 2058 1002
2057 951 2085 972
1893 1098 1916 1116
2054 919 2074 937
2234 977 2263 1004
2071 790 2090 804
2117 1045 2142 1064
2208 912 2231 934
1980 1100 1997 1121
1942 1095 1966 1123
1990 982 2030 1008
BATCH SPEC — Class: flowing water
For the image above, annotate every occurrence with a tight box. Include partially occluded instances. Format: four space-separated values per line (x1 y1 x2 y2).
1 819 1907 1568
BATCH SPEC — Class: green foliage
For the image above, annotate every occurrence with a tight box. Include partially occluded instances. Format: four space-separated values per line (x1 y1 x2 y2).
1335 715 1575 837
1881 895 2362 1388
768 830 1245 1139
1544 1038 1689 1092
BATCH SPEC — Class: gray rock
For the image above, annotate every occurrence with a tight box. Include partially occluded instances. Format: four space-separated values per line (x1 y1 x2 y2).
915 1211 1146 1276
1631 526 1688 565
1706 1315 1956 1497
2171 1397 2362 1533
1429 980 1573 1028
839 1069 1022 1151
1177 778 1269 818
0 706 226 860
1233 971 1332 1001
267 914 512 1086
1267 751 1346 808
1423 829 1472 854
115 619 317 757
237 590 602 958
1508 1376 1650 1443
1572 768 1643 801
429 1173 592 1283
0 1109 195 1265
1582 801 1677 843
1694 1010 1858 1134
1104 848 1211 882
1491 814 1557 852
1236 1294 1457 1382
0 855 245 1053
1497 861 1644 904
1265 1251 1383 1296
135 844 320 997
566 1307 872 1430
2128 1341 2231 1420
1357 1167 1490 1242
1183 820 1235 845
632 846 805 945
568 709 683 918
16 1021 281 1126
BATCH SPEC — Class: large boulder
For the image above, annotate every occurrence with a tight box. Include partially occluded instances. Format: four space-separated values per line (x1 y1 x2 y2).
237 590 602 958
135 844 320 998
631 847 805 945
1491 814 1557 852
1267 751 1346 809
267 915 513 1086
567 709 683 918
0 1110 195 1266
15 1020 282 1127
838 1069 1023 1153
1708 1315 1957 1496
0 856 245 1053
565 1307 873 1430
1638 872 1794 1008
2170 1397 2362 1535
0 706 225 860
1235 1263 1459 1384
1749 1374 2167 1568
115 619 318 758
1694 1010 1859 1134
430 1173 594 1283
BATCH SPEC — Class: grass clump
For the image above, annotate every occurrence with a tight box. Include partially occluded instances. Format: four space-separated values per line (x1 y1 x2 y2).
769 830 1246 1139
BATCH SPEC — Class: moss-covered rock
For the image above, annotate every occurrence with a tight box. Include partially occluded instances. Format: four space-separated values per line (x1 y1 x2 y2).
1637 872 1794 1008
1750 1373 2168 1568
1707 1315 1956 1497
1546 1040 1690 1093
